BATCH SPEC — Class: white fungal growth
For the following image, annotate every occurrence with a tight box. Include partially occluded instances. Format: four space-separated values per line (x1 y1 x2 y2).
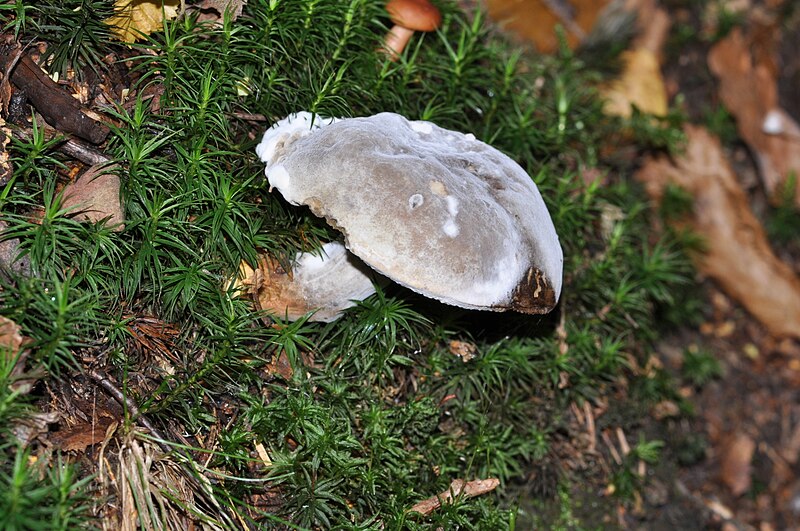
256 112 339 168
267 164 292 192
411 121 433 134
445 196 459 216
762 109 784 135
294 242 339 272
408 193 424 210
442 196 460 237
442 219 459 238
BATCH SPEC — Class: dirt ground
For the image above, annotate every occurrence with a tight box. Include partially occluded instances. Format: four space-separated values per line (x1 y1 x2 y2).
484 1 800 528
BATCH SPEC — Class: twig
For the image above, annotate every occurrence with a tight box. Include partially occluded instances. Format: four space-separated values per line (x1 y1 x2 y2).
232 111 268 122
12 123 111 165
408 478 500 516
584 401 596 453
60 138 111 165
87 369 171 453
674 479 758 531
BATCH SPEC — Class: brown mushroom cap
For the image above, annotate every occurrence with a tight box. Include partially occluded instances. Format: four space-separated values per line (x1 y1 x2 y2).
386 0 441 31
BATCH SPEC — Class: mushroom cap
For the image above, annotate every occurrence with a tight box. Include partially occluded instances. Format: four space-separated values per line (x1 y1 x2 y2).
386 0 442 31
258 112 563 314
243 241 376 322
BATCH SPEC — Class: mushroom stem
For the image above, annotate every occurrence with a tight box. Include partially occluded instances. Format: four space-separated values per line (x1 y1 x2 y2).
383 25 415 60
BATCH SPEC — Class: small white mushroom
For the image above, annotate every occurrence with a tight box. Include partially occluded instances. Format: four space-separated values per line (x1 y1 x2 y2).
239 241 376 322
257 112 563 314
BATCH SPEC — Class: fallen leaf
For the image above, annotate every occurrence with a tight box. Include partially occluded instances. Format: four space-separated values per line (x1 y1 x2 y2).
0 315 41 394
600 2 670 117
636 125 800 339
408 478 500 516
0 315 24 357
485 0 611 53
265 350 293 380
652 400 680 420
51 418 116 453
254 441 272 467
720 432 755 496
62 163 125 230
602 48 668 117
708 27 800 207
0 117 11 184
106 0 183 43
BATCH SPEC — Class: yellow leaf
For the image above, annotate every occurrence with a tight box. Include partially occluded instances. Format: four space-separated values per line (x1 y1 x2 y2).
601 49 668 118
106 0 182 43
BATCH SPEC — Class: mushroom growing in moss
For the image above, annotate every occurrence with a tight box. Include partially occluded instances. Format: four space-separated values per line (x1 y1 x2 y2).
256 112 563 316
383 0 442 59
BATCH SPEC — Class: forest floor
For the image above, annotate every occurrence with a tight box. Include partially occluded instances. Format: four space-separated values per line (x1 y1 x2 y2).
488 1 800 528
1 0 799 528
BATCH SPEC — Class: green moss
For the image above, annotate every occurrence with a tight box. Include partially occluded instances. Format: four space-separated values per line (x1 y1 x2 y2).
0 0 697 527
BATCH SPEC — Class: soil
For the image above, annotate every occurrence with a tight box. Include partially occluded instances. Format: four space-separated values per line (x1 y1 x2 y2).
485 1 800 529
636 3 800 528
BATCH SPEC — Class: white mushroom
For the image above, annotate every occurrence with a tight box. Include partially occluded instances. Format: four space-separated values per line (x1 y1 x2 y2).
239 241 376 322
257 112 563 314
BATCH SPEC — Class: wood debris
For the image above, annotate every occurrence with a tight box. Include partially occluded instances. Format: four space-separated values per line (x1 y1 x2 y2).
408 478 500 516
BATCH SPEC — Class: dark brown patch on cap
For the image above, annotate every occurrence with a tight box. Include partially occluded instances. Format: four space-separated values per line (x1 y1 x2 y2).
505 266 557 314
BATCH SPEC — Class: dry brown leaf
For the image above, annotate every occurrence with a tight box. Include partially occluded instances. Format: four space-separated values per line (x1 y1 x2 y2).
486 0 611 53
600 2 670 117
62 163 125 230
408 478 500 516
52 418 116 453
265 350 294 380
107 0 182 43
602 48 667 117
0 315 41 394
0 314 24 358
708 27 800 207
238 255 315 321
0 118 11 184
636 124 800 339
720 432 755 496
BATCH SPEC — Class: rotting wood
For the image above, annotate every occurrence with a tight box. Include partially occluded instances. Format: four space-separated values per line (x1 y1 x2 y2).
0 44 110 144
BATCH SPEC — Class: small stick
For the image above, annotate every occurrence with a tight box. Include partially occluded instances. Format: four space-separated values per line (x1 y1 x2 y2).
408 478 500 516
541 0 586 41
60 138 111 166
12 124 111 166
87 369 171 453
